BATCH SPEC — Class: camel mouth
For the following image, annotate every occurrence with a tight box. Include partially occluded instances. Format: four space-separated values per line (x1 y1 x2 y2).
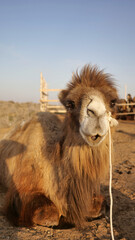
86 133 106 146
91 134 100 141
80 128 107 146
87 134 102 144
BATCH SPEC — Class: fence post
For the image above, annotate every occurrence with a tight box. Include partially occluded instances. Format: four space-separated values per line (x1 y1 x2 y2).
40 72 48 112
40 73 66 113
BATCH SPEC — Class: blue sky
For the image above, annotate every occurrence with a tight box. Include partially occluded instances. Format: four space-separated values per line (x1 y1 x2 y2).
0 0 135 102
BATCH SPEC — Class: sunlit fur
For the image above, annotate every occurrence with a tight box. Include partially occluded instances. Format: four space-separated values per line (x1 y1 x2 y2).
0 65 118 227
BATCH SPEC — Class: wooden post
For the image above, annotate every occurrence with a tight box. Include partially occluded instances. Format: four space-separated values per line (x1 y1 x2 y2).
43 77 48 111
40 73 66 114
40 73 48 112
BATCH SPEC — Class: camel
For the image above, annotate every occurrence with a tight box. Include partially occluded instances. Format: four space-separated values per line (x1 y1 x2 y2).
0 65 118 228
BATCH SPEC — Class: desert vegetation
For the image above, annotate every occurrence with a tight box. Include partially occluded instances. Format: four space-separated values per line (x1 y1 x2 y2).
0 101 39 128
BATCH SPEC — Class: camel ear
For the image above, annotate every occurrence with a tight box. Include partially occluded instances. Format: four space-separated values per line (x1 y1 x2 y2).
58 90 75 111
58 90 69 106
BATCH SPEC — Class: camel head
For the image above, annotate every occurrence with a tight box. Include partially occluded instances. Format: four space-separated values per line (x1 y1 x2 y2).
59 65 118 146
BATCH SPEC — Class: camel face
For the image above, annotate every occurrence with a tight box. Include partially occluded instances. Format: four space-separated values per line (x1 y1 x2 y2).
79 92 109 146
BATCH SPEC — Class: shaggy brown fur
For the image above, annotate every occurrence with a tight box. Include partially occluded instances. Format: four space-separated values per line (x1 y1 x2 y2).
0 65 118 227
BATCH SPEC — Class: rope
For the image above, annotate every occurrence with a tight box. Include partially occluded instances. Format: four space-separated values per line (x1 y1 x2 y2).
108 125 115 240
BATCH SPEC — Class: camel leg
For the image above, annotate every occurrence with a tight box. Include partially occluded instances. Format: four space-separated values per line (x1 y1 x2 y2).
32 198 59 227
87 195 108 220
5 188 59 227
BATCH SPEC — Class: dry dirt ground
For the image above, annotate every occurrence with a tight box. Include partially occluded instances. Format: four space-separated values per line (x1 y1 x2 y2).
0 120 135 240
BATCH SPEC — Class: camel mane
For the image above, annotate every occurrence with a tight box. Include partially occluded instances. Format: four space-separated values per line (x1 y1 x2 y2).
59 65 118 108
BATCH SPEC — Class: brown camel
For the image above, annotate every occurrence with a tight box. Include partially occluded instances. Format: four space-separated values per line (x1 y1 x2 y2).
0 65 118 228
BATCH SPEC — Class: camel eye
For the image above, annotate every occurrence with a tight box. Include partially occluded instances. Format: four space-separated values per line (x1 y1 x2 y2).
87 109 95 116
65 100 75 110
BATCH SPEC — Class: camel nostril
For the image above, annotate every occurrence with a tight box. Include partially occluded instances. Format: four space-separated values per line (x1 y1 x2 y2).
87 109 95 116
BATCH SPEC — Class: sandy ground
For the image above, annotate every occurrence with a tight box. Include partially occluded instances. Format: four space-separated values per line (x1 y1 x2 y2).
0 120 134 240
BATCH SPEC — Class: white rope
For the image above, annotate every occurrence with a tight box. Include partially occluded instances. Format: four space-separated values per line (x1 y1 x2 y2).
108 125 115 240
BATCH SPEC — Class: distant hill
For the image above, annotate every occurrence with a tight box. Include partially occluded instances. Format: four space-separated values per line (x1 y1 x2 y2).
0 101 40 128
